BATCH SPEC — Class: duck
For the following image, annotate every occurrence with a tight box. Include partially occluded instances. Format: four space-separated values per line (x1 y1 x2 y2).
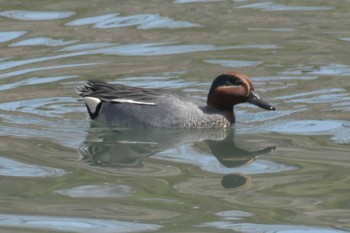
75 71 275 128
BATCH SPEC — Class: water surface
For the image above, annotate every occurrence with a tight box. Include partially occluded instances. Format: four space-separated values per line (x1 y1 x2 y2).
0 0 349 232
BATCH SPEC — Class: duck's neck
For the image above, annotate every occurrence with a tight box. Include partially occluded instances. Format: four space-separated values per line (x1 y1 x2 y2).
207 90 241 113
203 105 235 125
207 82 249 113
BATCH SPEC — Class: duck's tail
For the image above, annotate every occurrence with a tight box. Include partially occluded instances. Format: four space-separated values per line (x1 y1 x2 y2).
74 80 104 97
75 81 105 119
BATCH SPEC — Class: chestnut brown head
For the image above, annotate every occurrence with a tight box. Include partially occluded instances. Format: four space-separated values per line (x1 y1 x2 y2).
207 71 275 112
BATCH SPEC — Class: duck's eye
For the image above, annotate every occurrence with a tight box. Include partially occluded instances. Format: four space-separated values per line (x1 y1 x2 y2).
235 80 244 85
226 79 243 86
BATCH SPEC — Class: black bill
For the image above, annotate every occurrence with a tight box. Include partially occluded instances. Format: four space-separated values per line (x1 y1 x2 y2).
247 91 276 111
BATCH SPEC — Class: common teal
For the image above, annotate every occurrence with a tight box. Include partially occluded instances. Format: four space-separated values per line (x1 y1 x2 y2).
75 71 275 128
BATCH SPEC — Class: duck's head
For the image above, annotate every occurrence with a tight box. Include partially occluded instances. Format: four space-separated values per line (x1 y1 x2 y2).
207 71 275 112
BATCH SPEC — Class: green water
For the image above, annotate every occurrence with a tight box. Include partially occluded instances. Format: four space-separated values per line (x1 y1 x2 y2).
0 0 349 232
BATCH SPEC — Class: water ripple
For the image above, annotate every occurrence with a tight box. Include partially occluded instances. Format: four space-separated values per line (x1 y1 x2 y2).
156 144 295 175
0 213 161 233
0 42 277 72
0 97 79 117
288 94 350 104
114 71 197 89
236 108 304 123
274 88 346 101
330 102 350 112
237 2 333 11
61 42 278 56
0 62 98 79
0 96 86 148
254 76 318 81
0 75 77 91
199 222 349 233
216 210 254 220
340 38 350 42
238 120 350 144
11 37 79 47
251 75 319 92
330 121 350 144
96 43 279 56
204 59 263 67
268 120 343 134
67 13 200 29
248 27 294 32
174 0 224 3
272 87 350 108
0 124 86 148
0 10 75 21
55 184 133 198
0 156 65 177
59 42 113 51
282 63 350 76
0 31 27 43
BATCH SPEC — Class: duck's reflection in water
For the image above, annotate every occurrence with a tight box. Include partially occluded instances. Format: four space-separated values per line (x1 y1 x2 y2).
206 137 275 188
78 123 276 188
